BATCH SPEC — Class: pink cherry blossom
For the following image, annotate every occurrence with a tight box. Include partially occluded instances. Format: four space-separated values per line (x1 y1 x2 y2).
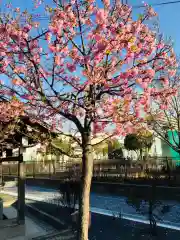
0 99 24 123
55 55 61 65
45 32 52 43
160 104 168 110
103 0 110 7
49 44 56 52
141 82 148 89
136 78 142 84
130 67 139 77
67 63 76 72
95 9 107 25
146 69 155 78
21 94 34 100
169 69 176 77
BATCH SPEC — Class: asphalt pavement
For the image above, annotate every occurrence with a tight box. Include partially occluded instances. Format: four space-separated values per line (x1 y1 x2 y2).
2 185 180 239
3 185 180 227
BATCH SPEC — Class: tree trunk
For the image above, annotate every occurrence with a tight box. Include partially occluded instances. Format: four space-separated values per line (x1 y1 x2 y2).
78 133 93 240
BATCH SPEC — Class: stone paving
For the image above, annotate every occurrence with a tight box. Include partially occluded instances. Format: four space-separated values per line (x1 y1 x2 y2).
32 229 75 240
0 204 58 240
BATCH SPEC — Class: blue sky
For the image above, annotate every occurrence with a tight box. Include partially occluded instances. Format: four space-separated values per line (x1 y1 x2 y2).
131 0 180 54
1 0 179 54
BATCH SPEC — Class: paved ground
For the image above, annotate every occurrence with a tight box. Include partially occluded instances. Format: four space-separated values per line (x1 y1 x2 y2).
3 185 180 228
32 229 75 240
2 185 180 239
28 201 180 240
89 212 180 240
9 202 75 240
1 205 50 240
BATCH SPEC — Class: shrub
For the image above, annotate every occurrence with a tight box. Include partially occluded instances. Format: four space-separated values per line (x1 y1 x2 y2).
58 181 80 213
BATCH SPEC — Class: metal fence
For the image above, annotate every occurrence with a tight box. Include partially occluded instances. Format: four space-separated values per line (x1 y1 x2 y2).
1 157 180 180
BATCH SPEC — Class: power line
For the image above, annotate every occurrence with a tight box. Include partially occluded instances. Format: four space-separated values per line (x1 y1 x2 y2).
133 0 180 8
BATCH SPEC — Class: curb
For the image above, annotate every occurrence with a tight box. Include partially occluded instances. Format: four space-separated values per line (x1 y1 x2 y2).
26 203 66 230
92 181 180 189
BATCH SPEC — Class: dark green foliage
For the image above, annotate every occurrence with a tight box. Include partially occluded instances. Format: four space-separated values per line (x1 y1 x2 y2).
108 148 123 159
107 139 124 159
124 134 141 151
124 133 153 151
58 181 80 213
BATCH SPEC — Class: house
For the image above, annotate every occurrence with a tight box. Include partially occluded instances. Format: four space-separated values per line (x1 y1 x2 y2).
0 116 57 161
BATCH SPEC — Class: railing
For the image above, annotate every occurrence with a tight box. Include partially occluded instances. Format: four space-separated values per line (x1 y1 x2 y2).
1 157 180 180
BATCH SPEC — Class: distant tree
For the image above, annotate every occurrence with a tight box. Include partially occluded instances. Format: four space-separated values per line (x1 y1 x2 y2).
108 147 124 159
124 134 141 154
111 139 122 150
124 132 153 160
139 130 154 152
51 138 75 156
93 140 109 158
138 131 154 161
93 138 122 159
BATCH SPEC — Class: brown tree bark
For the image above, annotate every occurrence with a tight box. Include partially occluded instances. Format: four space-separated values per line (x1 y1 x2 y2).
78 133 93 240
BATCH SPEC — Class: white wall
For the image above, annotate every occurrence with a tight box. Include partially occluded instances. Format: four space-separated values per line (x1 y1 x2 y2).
149 137 171 157
13 144 42 161
149 137 162 156
122 149 137 160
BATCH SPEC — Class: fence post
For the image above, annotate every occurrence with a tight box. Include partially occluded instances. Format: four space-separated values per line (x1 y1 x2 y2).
125 165 127 179
49 161 51 179
17 154 25 225
9 165 11 176
53 160 56 175
0 163 2 186
33 161 35 178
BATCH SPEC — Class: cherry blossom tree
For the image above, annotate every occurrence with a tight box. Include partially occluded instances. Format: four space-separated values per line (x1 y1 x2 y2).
147 75 180 155
0 98 24 124
0 98 24 157
0 1 177 239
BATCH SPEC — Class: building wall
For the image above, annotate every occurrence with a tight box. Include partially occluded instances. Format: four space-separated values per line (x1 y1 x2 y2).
149 137 162 157
12 143 42 161
10 134 177 162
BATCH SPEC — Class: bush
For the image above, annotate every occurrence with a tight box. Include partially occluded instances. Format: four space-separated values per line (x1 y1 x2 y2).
58 181 80 213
